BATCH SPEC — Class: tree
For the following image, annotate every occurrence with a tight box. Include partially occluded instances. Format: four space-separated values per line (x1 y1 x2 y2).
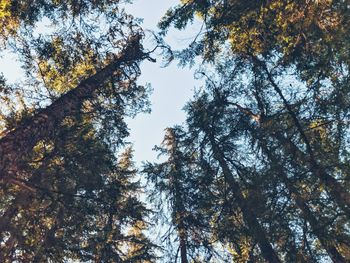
158 1 350 261
144 127 216 263
1 0 349 261
0 0 156 261
0 35 148 185
185 90 283 262
0 118 156 261
177 82 349 261
161 0 350 215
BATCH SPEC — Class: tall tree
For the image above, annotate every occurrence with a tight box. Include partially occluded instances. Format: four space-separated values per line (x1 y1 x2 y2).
0 0 157 261
158 1 350 261
183 84 349 261
0 113 156 261
160 0 350 214
185 91 283 262
144 127 216 263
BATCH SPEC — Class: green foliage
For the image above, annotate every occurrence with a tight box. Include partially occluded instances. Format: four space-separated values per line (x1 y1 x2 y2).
144 127 216 262
0 117 156 262
0 0 156 262
157 1 350 261
161 0 350 72
1 0 350 262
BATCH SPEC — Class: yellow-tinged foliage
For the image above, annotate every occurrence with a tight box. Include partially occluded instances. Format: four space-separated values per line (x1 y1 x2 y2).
0 0 19 44
336 244 350 260
181 0 194 4
0 0 11 18
307 119 335 153
125 220 152 262
193 0 346 58
118 147 134 170
309 120 329 138
228 236 252 263
37 37 97 93
29 140 55 169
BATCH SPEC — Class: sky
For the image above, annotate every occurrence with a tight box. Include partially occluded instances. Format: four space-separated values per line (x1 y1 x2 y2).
124 0 203 164
0 0 203 165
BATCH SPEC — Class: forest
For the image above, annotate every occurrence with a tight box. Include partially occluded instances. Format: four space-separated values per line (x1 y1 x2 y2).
0 0 349 262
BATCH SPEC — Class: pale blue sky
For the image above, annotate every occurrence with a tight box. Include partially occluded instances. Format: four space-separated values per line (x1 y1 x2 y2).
0 0 202 165
125 0 203 164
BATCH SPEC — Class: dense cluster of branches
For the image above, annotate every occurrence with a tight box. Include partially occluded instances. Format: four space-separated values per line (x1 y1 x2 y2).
0 1 156 261
146 0 349 262
0 0 349 262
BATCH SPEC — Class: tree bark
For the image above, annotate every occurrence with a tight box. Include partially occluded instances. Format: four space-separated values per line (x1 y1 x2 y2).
251 56 350 217
0 34 146 184
168 129 189 263
207 132 281 263
230 97 347 261
259 138 347 262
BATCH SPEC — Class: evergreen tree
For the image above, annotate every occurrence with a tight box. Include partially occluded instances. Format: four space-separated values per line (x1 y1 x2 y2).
144 127 216 262
158 1 350 261
1 0 350 262
0 0 156 261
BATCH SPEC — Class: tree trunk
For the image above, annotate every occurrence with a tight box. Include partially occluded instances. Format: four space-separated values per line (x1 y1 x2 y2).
273 132 350 219
259 137 346 262
207 132 281 263
0 34 145 184
251 56 350 216
178 226 189 263
231 94 347 261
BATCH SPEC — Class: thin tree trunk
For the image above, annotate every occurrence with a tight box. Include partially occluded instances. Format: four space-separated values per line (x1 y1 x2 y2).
167 128 189 263
230 96 347 261
175 199 188 263
207 132 281 263
252 56 350 217
178 225 189 263
258 137 347 262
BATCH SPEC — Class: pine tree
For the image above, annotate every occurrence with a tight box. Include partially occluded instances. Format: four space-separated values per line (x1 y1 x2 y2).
144 127 215 262
0 0 156 261
159 1 350 261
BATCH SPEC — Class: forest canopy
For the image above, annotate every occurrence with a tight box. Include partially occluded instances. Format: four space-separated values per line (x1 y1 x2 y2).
0 0 349 262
